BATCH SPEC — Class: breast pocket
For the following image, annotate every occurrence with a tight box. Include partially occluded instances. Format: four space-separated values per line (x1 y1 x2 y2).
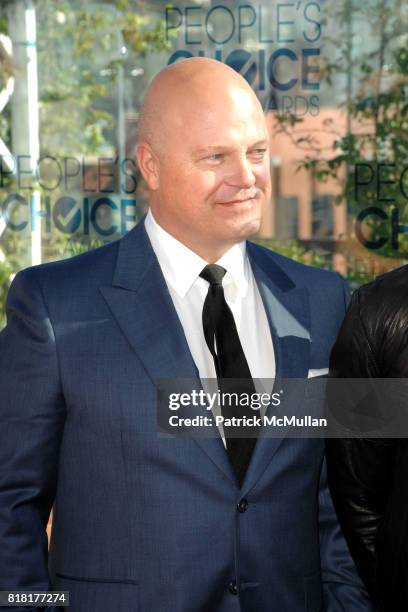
53 572 139 612
304 376 327 400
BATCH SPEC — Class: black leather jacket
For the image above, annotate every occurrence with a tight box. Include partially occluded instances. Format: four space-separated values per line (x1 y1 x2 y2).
326 264 408 612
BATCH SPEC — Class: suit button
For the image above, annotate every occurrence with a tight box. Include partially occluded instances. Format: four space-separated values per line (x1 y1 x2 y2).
237 498 249 513
228 581 238 595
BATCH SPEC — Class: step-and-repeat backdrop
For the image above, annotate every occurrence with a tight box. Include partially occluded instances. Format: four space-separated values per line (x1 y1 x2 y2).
0 0 407 327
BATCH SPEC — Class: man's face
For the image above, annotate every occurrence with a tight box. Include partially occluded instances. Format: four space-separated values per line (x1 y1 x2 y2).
147 85 271 259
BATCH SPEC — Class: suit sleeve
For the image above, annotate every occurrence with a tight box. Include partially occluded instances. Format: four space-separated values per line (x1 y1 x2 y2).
0 269 66 611
325 287 396 609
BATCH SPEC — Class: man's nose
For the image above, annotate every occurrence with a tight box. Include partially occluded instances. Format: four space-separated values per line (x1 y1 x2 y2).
227 156 256 188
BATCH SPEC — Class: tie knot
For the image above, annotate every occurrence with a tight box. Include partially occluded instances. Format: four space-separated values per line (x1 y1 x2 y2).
199 264 226 286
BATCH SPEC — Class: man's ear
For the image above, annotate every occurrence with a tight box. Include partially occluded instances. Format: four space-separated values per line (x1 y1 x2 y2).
136 142 160 190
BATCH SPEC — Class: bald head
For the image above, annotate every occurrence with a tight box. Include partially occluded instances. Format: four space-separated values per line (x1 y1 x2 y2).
135 57 270 262
138 58 263 154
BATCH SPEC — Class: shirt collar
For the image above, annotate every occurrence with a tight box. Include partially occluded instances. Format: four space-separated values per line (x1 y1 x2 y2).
216 241 248 298
144 209 248 299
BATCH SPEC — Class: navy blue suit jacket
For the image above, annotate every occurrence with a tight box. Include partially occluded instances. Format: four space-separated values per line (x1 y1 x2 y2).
0 220 374 611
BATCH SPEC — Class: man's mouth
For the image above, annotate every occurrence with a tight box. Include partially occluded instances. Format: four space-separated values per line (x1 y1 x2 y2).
217 195 258 206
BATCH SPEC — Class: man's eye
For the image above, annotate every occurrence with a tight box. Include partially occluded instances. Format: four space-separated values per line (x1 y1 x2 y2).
249 148 267 159
207 153 224 161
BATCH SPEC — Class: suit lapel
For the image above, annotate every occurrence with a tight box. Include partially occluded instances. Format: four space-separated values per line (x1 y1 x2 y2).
241 242 311 494
99 223 312 489
99 221 198 382
247 243 311 380
99 220 237 485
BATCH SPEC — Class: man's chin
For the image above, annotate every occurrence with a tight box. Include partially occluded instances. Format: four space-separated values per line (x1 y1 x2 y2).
223 217 262 243
245 217 262 237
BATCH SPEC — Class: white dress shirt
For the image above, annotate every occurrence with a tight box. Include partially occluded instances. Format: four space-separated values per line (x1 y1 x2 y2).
144 209 276 387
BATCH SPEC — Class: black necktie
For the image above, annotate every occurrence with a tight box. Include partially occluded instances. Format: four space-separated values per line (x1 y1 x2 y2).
200 264 259 484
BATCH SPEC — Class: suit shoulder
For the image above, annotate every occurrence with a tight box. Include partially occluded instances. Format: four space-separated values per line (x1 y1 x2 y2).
16 238 120 290
248 241 343 289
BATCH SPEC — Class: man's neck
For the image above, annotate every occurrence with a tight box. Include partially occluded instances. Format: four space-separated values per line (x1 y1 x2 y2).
147 209 239 263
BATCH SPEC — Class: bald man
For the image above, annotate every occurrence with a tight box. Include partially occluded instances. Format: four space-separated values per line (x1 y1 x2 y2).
0 59 373 612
